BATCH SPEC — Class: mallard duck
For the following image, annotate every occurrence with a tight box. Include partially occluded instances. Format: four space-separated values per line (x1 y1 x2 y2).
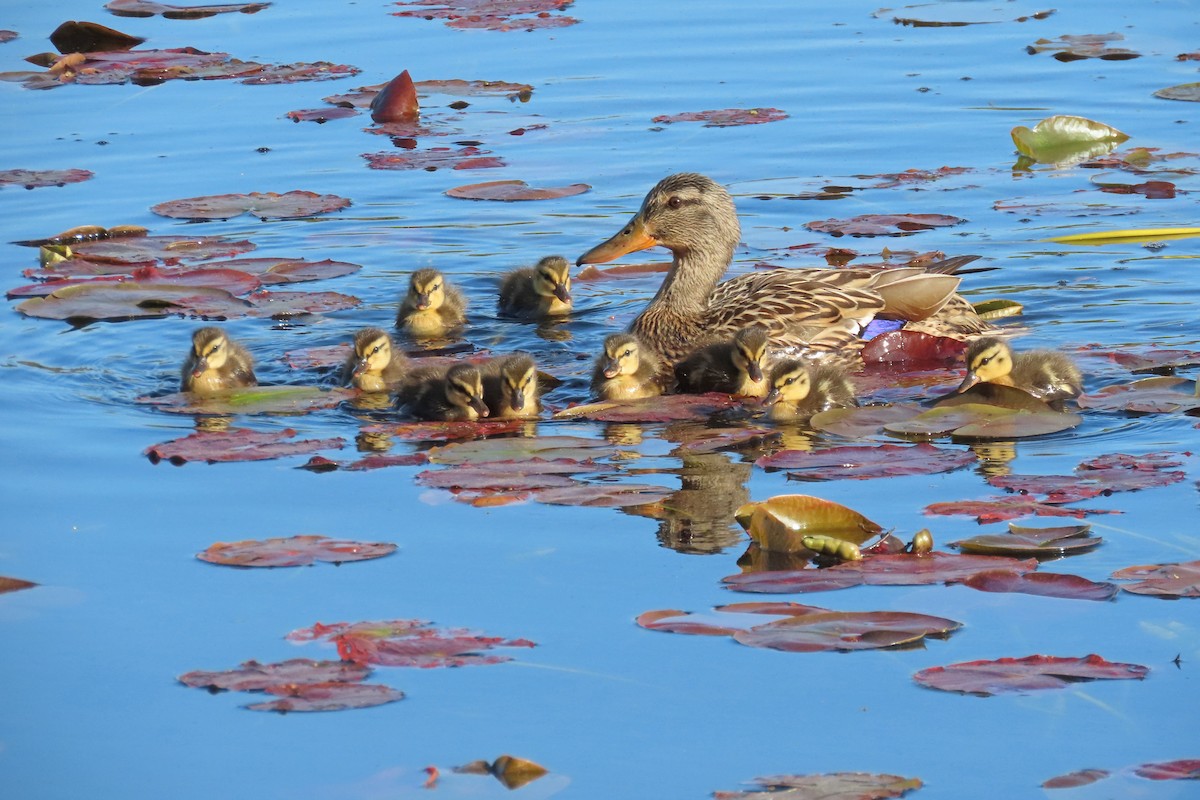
404 363 489 421
181 327 256 395
763 359 856 420
590 332 669 400
576 172 989 365
342 328 407 392
396 268 467 337
498 255 573 318
483 353 541 418
956 336 1083 403
674 324 770 397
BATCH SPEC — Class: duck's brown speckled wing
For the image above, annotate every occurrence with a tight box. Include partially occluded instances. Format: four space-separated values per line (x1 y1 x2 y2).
705 270 886 341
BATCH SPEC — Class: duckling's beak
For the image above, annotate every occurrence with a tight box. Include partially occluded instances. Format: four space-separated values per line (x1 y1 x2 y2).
509 388 525 412
471 397 490 418
352 357 371 377
763 386 781 405
602 358 621 379
415 293 431 310
191 358 209 378
553 283 571 304
577 213 657 265
748 362 764 384
955 371 981 393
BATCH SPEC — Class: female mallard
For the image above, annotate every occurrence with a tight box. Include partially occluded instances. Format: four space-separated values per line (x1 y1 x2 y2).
343 328 407 392
181 327 256 395
396 268 467 337
483 353 541 418
674 324 770 397
576 172 988 365
590 332 669 400
403 363 489 421
763 359 856 420
498 255 572 318
956 337 1083 404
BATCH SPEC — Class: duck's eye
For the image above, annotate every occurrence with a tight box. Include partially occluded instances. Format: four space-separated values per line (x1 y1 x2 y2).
622 349 633 358
667 196 683 209
371 345 382 355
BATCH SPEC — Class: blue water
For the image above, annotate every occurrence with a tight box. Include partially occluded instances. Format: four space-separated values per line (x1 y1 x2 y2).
2 1 1199 798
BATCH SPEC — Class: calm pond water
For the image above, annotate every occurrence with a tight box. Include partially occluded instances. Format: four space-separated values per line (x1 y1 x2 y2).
2 1 1199 798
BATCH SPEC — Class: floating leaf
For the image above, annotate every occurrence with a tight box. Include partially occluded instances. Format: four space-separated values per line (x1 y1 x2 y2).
197 535 397 567
925 497 1119 523
886 402 1081 440
8 265 263 299
0 168 93 189
809 404 923 438
634 603 824 636
1091 347 1200 374
145 427 344 465
713 772 922 800
756 443 976 481
972 299 1024 320
426 435 617 465
913 654 1149 696
1046 226 1200 245
1133 760 1200 780
245 682 405 712
734 495 883 553
16 282 249 323
362 146 504 171
1155 83 1200 102
341 453 430 471
1012 115 1129 166
1041 768 1111 789
445 180 590 201
0 576 37 594
1111 560 1200 598
531 482 672 508
1077 376 1200 413
296 618 535 668
959 570 1118 601
949 523 1101 557
286 106 359 123
105 0 272 18
734 610 961 653
140 386 353 416
50 20 145 53
860 330 968 364
1027 33 1140 61
56 234 256 267
553 393 740 423
392 0 578 31
652 108 788 127
178 658 371 691
151 190 351 221
361 419 526 442
805 214 966 237
416 458 597 493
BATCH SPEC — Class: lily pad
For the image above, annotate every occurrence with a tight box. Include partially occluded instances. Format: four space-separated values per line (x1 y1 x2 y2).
925 497 1120 523
293 618 536 668
886 402 1081 441
1041 768 1111 789
1155 83 1200 102
0 576 37 594
734 495 884 553
1027 33 1140 61
805 214 966 237
361 419 527 442
179 658 371 690
756 443 976 481
635 602 826 636
1011 114 1129 166
949 523 1101 557
141 386 354 416
809 404 924 438
0 168 93 189
362 147 504 171
913 654 1149 696
426 435 618 465
554 394 740 423
62 234 256 266
1134 759 1200 780
652 108 788 127
416 458 598 492
245 682 405 713
145 427 344 465
239 289 360 319
392 0 578 32
151 190 351 221
734 609 961 652
8 265 261 298
50 20 145 52
860 330 968 364
197 534 397 567
16 282 249 323
958 570 1118 601
1111 560 1200 598
287 106 359 123
105 0 272 18
972 298 1024 320
1077 376 1200 413
713 772 922 800
445 180 590 201
212 257 361 284
531 482 673 508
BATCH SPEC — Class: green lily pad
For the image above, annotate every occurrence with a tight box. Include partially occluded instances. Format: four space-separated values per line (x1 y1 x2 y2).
885 402 1080 440
950 523 1101 557
1154 82 1200 102
1011 115 1129 166
141 386 354 415
734 494 883 553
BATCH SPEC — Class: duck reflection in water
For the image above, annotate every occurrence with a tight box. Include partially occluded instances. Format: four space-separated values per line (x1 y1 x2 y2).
626 451 751 554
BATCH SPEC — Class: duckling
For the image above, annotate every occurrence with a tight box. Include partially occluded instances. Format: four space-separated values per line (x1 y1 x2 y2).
498 255 573 318
763 359 856 420
590 332 669 400
956 336 1083 404
404 363 489 421
396 268 468 337
482 353 541 418
342 328 407 392
181 327 257 395
674 324 770 397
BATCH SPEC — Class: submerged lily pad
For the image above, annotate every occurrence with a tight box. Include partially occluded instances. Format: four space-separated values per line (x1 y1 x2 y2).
445 180 590 201
652 108 788 127
1041 768 1111 789
145 427 344 465
734 495 884 553
197 534 397 567
713 772 922 800
0 168 94 189
805 214 966 237
50 20 145 52
179 658 371 690
61 234 257 266
755 443 976 481
245 682 405 713
913 654 1149 696
362 419 527 442
1111 560 1200 598
151 190 351 221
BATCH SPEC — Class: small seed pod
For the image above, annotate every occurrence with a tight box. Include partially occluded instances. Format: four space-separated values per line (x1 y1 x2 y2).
801 535 862 562
910 528 934 555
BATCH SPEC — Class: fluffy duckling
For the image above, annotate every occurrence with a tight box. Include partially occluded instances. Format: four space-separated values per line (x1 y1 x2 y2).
674 325 770 397
342 328 407 392
404 363 490 421
956 336 1083 404
498 255 573 318
483 353 541 418
396 268 468 337
590 332 669 400
763 359 856 420
181 327 256 395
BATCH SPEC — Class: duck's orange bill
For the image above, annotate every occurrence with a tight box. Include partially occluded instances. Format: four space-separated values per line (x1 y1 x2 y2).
576 215 658 265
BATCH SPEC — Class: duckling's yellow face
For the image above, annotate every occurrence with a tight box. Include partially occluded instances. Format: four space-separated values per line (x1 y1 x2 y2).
191 330 229 374
733 328 769 384
766 365 811 405
353 332 392 376
534 257 571 304
446 366 489 418
503 361 537 411
958 339 1012 391
409 271 445 311
603 336 640 378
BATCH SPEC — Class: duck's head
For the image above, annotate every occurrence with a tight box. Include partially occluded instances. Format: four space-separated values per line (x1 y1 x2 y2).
445 364 489 417
576 173 739 265
498 354 537 411
532 256 572 304
189 327 231 376
351 328 396 377
408 268 447 311
957 337 1013 392
764 359 811 406
600 333 643 378
733 325 770 384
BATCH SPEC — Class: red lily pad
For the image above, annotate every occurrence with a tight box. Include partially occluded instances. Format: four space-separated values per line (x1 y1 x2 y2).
7 265 261 298
1092 347 1200 373
50 20 145 52
178 658 371 691
0 576 37 594
151 190 351 221
239 289 360 318
1079 451 1186 471
805 214 966 237
361 147 504 171
913 654 1150 696
445 180 590 201
241 62 360 85
15 282 249 323
245 682 405 712
198 534 397 567
635 603 825 636
416 458 598 493
140 386 354 416
959 570 1119 601
554 394 741 423
341 453 431 471
713 772 922 800
949 524 1101 557
370 69 418 123
207 257 361 284
59 234 256 266
296 618 535 668
756 443 976 481
1133 759 1200 780
925 497 1120 523
1098 179 1177 199
361 419 527 442
1111 560 1200 598
670 425 779 455
530 482 673 509
0 168 93 189
392 0 578 31
653 108 788 127
861 330 968 365
0 30 16 44
1041 768 1111 789
105 0 272 18
145 427 344 465
986 474 1107 504
1077 376 1200 413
